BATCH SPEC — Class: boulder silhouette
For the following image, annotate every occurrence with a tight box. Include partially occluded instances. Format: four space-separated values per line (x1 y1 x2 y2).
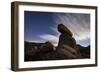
58 24 78 48
58 24 73 37
57 24 80 59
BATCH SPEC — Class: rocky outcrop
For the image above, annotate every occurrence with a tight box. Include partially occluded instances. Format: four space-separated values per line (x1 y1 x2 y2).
77 45 90 58
58 24 76 47
25 24 90 61
57 24 81 59
24 41 54 61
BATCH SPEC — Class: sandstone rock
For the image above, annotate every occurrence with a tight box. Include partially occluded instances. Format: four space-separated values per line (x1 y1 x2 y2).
56 48 77 59
57 24 81 59
37 41 54 54
58 24 73 36
77 45 90 58
24 41 54 61
24 41 39 56
62 45 77 55
58 34 76 49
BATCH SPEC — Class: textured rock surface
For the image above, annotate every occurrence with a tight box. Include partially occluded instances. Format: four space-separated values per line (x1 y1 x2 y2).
24 41 54 61
57 24 78 49
77 45 90 58
58 34 76 48
58 24 73 37
57 24 81 59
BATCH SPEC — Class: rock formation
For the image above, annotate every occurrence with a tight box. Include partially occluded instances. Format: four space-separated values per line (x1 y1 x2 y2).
57 24 81 59
24 41 54 61
25 24 90 61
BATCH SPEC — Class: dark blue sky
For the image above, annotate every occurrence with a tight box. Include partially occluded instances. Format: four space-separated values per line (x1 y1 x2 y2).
24 11 90 47
24 11 57 41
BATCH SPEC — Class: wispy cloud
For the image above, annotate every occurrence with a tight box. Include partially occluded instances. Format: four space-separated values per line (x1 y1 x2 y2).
39 34 59 46
27 13 90 47
27 34 59 46
51 13 90 46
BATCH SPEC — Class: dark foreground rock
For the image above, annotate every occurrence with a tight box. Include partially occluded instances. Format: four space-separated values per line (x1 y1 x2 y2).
77 45 90 58
57 24 81 59
24 41 54 61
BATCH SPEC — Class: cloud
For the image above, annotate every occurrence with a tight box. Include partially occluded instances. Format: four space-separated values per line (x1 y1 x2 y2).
39 34 59 46
52 13 90 46
27 34 59 46
27 13 90 47
26 38 46 43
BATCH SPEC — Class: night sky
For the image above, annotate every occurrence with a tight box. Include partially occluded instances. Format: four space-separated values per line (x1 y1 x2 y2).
24 11 90 47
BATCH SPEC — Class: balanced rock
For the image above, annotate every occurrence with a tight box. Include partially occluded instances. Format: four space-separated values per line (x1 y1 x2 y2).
58 24 77 49
57 24 80 59
58 24 73 37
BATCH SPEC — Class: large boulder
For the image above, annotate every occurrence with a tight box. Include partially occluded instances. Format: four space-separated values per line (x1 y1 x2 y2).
58 24 73 37
57 24 81 59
